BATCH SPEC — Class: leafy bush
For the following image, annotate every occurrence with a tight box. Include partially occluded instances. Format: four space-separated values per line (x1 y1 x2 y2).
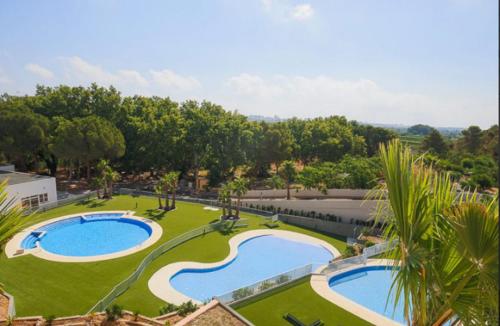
178 301 198 317
343 245 356 258
159 302 178 315
105 304 123 321
276 274 291 284
364 240 376 248
259 281 274 291
232 287 254 300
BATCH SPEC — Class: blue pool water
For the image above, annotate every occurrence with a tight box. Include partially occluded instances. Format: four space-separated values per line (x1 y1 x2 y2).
170 235 334 301
329 266 406 324
21 213 152 257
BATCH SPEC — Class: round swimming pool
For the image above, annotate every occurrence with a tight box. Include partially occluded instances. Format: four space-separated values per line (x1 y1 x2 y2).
19 212 156 258
329 265 405 324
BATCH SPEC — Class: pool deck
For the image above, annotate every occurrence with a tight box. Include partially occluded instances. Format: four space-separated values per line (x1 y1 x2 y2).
148 229 341 305
4 210 163 263
310 258 402 326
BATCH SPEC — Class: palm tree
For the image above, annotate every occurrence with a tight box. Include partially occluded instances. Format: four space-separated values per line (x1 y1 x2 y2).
230 177 249 219
218 184 231 217
280 160 297 200
154 182 163 209
102 165 120 199
166 171 180 210
0 180 26 293
96 160 109 198
90 176 104 199
370 139 498 325
160 174 170 210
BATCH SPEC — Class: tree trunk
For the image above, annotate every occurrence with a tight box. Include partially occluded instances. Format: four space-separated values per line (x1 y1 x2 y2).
87 163 91 180
193 153 199 193
286 182 291 200
171 185 176 209
96 189 101 199
44 154 58 177
164 189 170 210
108 181 113 199
103 179 109 198
158 195 163 209
222 203 226 217
236 197 241 218
228 198 233 217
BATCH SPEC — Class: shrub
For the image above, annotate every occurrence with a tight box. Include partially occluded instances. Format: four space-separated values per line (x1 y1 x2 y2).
178 301 198 317
342 245 356 258
44 315 56 326
232 287 254 300
105 304 123 321
276 274 290 284
159 302 178 315
364 240 376 248
259 281 274 291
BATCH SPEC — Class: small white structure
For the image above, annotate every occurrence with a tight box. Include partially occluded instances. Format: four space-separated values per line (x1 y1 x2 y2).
0 165 57 210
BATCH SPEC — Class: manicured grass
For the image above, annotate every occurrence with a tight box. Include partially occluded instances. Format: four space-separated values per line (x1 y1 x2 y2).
234 277 372 326
0 194 353 321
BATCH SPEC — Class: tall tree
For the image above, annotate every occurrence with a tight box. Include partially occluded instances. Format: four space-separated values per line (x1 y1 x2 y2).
51 116 125 179
0 105 49 170
460 125 482 154
230 177 249 218
421 128 448 156
280 160 297 200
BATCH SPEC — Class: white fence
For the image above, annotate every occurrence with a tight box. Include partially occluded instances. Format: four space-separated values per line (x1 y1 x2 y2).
25 191 97 215
216 264 314 305
321 240 397 275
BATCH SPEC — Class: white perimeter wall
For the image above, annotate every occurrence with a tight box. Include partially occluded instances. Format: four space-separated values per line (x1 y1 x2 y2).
242 199 381 222
5 178 57 208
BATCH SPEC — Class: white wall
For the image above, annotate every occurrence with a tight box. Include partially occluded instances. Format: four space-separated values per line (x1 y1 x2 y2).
242 198 382 222
242 189 375 200
6 177 57 208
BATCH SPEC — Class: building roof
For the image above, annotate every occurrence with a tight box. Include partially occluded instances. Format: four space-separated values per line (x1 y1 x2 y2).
0 171 52 185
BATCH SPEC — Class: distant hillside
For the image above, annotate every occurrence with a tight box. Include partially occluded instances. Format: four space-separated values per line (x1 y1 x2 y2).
247 115 283 123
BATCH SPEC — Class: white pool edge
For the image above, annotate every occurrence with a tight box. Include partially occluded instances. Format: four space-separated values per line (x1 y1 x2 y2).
310 258 402 326
5 210 163 263
148 229 341 305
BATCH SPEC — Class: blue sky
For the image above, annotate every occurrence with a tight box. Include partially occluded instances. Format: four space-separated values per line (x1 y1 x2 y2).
0 0 497 128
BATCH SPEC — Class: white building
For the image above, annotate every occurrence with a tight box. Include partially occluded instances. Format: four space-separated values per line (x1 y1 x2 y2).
0 165 57 210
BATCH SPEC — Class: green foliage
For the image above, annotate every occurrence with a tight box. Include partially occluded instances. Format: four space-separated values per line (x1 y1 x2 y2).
177 301 198 317
372 139 499 325
342 245 356 258
407 124 434 135
159 302 178 315
421 128 448 156
233 287 254 300
105 304 123 321
0 104 49 169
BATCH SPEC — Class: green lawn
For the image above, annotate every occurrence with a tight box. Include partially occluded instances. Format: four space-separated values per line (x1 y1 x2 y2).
0 194 367 325
234 277 372 326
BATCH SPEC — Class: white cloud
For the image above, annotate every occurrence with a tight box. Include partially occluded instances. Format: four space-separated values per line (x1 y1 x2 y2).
150 69 201 91
223 73 495 127
260 0 315 22
290 4 314 21
57 56 201 95
25 63 55 79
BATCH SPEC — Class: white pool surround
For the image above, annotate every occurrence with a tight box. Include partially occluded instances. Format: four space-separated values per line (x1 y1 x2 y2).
148 229 341 305
310 259 401 326
5 210 163 263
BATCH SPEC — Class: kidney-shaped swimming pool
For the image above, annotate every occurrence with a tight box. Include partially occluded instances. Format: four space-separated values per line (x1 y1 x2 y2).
165 232 335 303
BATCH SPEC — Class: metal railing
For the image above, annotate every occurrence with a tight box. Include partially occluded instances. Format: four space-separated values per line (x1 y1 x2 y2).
216 264 314 305
87 219 247 313
363 240 396 257
25 191 97 215
321 240 397 275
